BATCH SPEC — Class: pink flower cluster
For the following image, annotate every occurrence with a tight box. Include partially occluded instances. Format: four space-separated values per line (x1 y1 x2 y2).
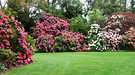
0 13 13 49
103 17 123 34
31 13 88 52
103 29 123 51
0 13 35 64
54 31 88 52
100 11 135 35
123 27 135 48
16 26 35 64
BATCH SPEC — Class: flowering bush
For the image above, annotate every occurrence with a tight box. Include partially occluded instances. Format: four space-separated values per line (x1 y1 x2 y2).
0 13 35 67
87 24 106 51
123 27 135 51
99 11 135 35
54 31 88 52
0 49 17 68
98 11 135 51
31 13 88 52
103 29 123 51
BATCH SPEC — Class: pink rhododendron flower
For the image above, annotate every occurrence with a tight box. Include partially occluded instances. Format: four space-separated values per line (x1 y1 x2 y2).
0 13 3 15
6 35 9 38
11 17 15 20
0 22 3 26
27 58 30 62
31 58 34 62
10 35 13 38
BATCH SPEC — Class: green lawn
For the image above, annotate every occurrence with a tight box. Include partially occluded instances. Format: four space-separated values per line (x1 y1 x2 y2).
2 52 135 75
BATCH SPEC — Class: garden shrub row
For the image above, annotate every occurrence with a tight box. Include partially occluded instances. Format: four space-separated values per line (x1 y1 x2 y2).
31 13 88 53
1 11 135 73
31 12 135 53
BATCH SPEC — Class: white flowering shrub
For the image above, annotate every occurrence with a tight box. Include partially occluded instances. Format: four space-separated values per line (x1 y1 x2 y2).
87 24 106 51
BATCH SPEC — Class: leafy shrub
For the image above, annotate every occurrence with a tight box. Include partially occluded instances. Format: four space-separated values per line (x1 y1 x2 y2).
0 13 35 65
68 15 89 36
123 27 135 51
87 24 106 51
0 62 6 73
88 9 104 24
31 13 88 52
0 48 17 70
25 35 37 52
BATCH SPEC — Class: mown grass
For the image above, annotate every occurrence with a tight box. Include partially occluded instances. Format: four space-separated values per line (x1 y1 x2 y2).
2 52 135 75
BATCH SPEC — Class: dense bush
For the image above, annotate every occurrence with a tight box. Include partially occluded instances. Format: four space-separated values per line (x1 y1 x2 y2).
88 9 104 24
0 12 35 69
54 31 88 52
0 49 17 68
103 29 123 51
87 24 106 52
31 13 88 52
98 11 135 51
68 15 89 36
99 11 135 35
123 27 135 51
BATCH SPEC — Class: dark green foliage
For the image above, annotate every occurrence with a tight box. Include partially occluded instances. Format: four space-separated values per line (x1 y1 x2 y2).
0 49 18 71
88 9 104 24
0 49 17 62
63 2 83 19
54 36 76 52
46 5 67 20
0 63 6 73
103 4 121 15
68 15 89 35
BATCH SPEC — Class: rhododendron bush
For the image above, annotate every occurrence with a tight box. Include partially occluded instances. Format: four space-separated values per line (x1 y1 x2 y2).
98 11 135 51
103 29 123 51
86 24 106 52
31 13 88 52
123 27 135 51
86 24 123 51
99 11 135 35
0 13 35 67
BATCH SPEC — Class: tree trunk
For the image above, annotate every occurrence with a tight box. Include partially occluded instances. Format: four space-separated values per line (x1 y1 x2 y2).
125 0 126 10
47 0 50 7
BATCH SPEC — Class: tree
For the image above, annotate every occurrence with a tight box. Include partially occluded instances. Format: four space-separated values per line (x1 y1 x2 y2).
130 0 135 14
84 0 127 15
68 15 89 35
64 2 83 19
46 0 82 19
88 8 104 24
7 0 48 31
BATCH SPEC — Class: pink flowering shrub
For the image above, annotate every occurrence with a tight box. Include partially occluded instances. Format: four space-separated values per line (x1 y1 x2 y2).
102 15 124 35
0 13 35 66
31 13 88 52
103 29 123 51
123 27 135 51
0 49 17 68
54 31 88 52
98 11 132 51
100 11 135 35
